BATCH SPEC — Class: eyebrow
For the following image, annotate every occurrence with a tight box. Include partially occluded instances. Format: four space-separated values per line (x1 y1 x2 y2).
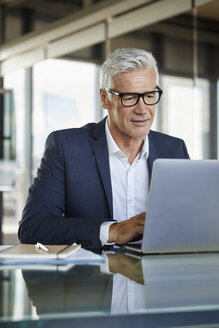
115 86 160 93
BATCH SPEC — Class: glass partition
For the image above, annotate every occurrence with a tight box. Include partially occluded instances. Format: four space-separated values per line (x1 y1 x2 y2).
160 76 210 159
3 70 25 243
32 59 98 174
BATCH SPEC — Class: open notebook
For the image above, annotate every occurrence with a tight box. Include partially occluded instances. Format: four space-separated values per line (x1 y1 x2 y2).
0 244 81 263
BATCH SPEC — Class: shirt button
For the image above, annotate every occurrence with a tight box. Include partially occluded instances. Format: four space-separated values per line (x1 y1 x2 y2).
128 199 132 203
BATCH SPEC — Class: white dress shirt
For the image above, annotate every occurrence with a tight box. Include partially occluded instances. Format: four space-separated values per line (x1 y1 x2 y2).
99 119 150 245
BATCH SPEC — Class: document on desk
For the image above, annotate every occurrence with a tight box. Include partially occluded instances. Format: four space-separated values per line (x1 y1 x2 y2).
0 244 103 265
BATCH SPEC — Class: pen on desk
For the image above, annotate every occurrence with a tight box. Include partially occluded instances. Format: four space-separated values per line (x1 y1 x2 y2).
35 242 49 252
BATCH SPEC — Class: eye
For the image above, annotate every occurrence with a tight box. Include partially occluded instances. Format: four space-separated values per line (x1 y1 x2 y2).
145 92 156 99
122 94 137 101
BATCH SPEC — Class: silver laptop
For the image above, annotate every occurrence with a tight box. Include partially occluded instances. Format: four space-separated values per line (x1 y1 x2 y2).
124 159 219 254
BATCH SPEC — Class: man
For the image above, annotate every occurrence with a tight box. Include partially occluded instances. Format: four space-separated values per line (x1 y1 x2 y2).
18 48 189 248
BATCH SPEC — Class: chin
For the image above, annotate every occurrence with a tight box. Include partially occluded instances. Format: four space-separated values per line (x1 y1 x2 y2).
128 132 149 139
128 123 151 136
131 128 150 138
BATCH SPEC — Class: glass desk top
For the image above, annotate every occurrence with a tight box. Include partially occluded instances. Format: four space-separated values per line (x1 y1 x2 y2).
1 249 219 328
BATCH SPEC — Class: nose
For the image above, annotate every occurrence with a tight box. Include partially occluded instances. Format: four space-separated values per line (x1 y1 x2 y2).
134 96 148 114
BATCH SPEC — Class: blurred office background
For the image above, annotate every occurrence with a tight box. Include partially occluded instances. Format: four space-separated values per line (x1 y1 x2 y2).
0 0 218 244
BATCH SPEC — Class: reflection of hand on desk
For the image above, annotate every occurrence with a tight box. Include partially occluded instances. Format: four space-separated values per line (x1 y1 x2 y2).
107 253 144 285
105 253 146 314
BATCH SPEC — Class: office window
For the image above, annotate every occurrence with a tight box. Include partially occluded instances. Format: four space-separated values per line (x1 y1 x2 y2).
33 59 98 173
218 80 219 159
160 76 210 159
3 70 25 238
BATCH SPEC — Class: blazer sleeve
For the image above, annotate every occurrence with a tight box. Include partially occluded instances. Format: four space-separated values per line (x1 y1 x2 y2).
181 139 190 159
18 132 110 249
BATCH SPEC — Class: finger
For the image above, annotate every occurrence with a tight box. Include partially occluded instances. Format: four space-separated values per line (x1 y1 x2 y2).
130 215 146 226
130 212 146 221
135 224 145 234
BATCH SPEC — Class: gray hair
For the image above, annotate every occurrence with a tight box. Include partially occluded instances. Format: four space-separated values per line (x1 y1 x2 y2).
100 48 159 90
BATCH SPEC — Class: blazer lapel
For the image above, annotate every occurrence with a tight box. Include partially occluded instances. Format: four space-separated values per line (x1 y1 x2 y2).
91 118 113 218
148 131 157 177
90 123 158 215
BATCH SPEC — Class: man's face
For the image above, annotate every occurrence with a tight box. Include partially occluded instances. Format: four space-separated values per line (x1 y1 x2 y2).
100 68 157 142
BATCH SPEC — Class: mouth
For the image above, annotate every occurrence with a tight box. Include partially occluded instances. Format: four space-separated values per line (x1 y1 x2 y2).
130 118 150 126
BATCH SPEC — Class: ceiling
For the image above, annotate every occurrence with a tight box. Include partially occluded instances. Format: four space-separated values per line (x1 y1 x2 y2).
0 0 218 76
0 0 218 21
197 0 219 20
0 0 218 43
0 0 104 19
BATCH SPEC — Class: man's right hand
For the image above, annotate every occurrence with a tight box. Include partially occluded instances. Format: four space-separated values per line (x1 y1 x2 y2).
107 212 146 244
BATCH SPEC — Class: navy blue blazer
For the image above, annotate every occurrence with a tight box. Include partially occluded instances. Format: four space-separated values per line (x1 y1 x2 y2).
19 118 189 248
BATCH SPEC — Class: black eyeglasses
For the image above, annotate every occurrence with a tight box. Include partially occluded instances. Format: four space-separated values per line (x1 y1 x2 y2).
107 86 163 107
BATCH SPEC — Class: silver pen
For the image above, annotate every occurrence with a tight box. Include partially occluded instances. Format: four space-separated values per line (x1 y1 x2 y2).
35 242 49 252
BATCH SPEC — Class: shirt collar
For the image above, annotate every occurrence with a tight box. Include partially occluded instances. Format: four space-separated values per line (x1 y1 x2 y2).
105 118 149 159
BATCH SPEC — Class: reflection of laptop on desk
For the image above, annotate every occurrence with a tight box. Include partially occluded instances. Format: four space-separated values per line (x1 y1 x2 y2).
123 159 219 254
142 253 219 312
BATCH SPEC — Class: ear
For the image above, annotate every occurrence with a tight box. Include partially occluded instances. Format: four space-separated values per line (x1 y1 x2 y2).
100 89 111 109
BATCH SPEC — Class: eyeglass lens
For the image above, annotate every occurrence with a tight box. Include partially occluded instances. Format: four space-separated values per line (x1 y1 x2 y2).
122 91 160 106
